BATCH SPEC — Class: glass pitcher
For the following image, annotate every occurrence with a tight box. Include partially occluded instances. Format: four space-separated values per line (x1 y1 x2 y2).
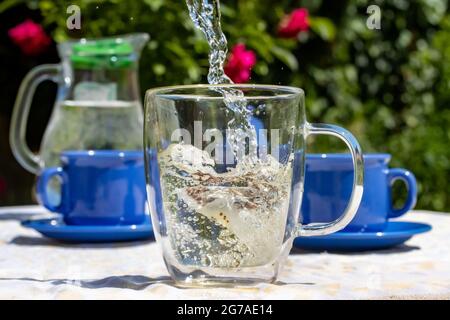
10 33 149 174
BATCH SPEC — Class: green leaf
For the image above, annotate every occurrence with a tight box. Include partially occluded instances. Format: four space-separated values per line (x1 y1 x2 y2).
309 16 336 41
0 0 24 13
143 0 164 12
270 46 298 71
419 0 447 25
301 0 323 11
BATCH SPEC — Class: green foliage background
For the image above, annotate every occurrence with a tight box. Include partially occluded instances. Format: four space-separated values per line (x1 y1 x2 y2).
2 0 449 211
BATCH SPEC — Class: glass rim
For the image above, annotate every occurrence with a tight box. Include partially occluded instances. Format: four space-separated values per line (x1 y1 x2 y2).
145 84 304 100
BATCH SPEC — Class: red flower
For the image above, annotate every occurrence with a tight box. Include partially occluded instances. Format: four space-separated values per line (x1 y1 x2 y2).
224 44 257 83
278 8 310 38
8 19 51 56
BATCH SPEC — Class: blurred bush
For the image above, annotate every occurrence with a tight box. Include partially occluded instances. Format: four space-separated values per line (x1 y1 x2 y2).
1 0 449 211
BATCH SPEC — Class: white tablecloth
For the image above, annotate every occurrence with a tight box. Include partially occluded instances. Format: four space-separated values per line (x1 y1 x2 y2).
0 206 449 299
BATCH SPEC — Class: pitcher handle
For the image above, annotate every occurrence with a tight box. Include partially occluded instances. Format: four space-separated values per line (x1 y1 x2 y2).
297 123 364 237
9 64 62 174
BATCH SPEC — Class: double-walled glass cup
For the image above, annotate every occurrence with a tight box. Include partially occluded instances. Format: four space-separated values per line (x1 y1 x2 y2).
144 85 363 286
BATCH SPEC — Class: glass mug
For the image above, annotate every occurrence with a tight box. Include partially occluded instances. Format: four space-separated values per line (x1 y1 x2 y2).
144 85 364 286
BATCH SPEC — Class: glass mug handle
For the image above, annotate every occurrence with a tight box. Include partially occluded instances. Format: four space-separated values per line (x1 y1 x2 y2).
9 64 62 174
297 123 364 237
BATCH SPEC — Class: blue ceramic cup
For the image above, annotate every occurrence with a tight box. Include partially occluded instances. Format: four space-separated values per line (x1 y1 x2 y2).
301 154 417 232
36 150 147 226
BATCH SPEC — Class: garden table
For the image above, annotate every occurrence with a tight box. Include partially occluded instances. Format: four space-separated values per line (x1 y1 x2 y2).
0 205 448 299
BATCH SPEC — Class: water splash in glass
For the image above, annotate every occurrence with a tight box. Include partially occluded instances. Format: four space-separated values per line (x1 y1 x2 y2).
185 0 257 164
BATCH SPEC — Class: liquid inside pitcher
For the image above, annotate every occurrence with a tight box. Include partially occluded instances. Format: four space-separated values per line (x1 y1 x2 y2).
41 100 143 168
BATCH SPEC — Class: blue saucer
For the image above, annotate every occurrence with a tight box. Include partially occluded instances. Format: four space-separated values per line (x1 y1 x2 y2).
293 221 431 252
21 215 154 243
